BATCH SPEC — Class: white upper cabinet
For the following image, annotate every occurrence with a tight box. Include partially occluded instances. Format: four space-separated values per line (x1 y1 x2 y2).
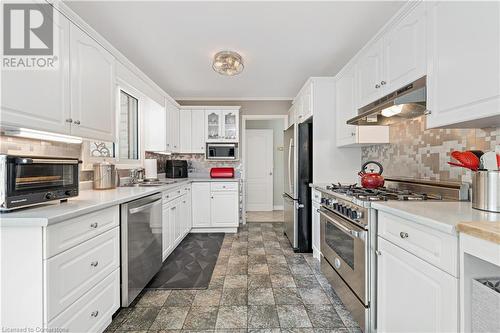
294 81 313 123
205 109 239 142
166 101 180 152
355 38 384 108
144 98 166 152
191 110 206 154
336 65 389 147
426 1 500 128
382 2 426 93
70 24 115 142
179 109 192 153
1 7 71 135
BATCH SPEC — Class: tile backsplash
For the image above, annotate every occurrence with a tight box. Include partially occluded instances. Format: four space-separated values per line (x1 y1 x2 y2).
145 152 242 177
361 116 500 183
0 135 81 158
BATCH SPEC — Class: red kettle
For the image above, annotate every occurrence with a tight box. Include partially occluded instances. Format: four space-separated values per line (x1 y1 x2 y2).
359 161 385 189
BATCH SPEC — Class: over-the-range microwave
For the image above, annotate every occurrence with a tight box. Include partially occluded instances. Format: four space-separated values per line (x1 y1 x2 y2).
206 143 238 160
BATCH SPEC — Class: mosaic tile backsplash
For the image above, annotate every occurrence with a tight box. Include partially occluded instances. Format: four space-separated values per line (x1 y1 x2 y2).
361 116 500 183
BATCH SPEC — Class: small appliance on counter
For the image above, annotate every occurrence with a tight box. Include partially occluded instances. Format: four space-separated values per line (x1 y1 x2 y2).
210 167 235 178
0 154 80 211
93 161 120 190
144 158 158 181
166 160 188 178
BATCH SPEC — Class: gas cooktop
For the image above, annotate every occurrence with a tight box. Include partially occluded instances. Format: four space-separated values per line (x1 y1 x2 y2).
326 183 444 201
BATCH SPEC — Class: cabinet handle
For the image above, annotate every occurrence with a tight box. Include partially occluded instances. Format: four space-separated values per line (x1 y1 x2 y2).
65 118 73 123
351 132 356 136
90 222 98 229
74 120 80 125
90 311 99 317
375 84 381 89
90 261 99 267
380 81 386 85
375 250 382 256
399 232 409 239
424 110 432 115
316 209 320 213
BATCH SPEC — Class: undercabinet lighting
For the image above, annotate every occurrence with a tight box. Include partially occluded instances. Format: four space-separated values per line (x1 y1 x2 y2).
152 151 172 155
381 105 404 117
3 128 83 144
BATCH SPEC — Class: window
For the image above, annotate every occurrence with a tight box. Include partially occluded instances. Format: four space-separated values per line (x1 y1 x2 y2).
118 90 139 160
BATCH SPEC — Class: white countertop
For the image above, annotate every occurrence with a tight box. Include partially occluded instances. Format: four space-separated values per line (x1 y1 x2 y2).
0 177 239 227
371 201 500 235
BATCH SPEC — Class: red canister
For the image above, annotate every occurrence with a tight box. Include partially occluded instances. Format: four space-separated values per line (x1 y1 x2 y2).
210 167 235 178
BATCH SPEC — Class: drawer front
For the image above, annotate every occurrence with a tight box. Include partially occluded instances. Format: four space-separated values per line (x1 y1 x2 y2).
210 182 238 192
48 269 120 333
46 206 119 258
163 186 183 202
377 211 458 276
47 228 120 320
312 189 322 203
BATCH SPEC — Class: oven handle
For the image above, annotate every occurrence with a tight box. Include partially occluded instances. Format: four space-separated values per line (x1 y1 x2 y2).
15 158 81 165
319 208 364 240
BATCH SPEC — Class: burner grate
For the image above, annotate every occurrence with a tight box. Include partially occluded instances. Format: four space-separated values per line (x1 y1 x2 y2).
325 183 443 201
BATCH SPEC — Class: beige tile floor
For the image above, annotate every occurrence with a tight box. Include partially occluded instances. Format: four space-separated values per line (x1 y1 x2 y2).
246 210 284 222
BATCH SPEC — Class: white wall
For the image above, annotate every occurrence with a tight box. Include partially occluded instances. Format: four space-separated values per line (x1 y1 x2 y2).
246 119 285 208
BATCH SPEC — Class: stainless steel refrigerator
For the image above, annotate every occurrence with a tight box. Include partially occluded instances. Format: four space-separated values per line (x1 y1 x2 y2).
283 120 312 252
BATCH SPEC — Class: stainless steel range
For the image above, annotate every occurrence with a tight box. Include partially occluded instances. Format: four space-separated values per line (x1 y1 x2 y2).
317 178 467 333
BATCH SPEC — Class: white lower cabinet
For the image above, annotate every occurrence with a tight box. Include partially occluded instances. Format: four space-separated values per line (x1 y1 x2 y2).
1 206 120 332
377 237 458 333
311 201 321 259
192 182 211 228
191 182 239 231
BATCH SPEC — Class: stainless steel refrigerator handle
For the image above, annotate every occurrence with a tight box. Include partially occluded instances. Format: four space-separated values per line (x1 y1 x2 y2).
129 198 162 214
319 209 361 239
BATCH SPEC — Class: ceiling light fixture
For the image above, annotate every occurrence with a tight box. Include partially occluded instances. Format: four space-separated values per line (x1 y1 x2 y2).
212 51 244 76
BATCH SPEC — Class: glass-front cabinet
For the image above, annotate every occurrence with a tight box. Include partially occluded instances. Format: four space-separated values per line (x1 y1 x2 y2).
205 109 239 142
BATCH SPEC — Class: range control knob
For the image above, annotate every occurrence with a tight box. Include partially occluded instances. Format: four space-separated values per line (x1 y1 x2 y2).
45 192 55 200
352 210 363 220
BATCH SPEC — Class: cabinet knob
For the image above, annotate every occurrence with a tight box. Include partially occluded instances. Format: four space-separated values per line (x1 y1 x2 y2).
90 222 98 229
65 118 73 123
375 84 381 89
90 261 99 267
380 81 386 85
375 250 382 256
424 110 432 115
74 120 81 125
399 232 409 239
351 132 356 136
90 311 99 317
211 196 214 199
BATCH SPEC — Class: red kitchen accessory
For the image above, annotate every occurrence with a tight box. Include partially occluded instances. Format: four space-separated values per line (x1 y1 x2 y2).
450 151 480 171
210 167 234 178
359 161 385 189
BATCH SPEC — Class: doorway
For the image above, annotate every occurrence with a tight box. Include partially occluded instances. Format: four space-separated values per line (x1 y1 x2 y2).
242 115 287 224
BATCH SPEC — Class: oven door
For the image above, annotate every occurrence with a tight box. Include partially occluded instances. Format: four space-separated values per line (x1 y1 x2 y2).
5 157 79 207
320 207 367 303
207 144 237 160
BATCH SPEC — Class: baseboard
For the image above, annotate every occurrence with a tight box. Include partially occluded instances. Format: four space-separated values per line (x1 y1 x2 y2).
273 205 283 210
190 227 238 233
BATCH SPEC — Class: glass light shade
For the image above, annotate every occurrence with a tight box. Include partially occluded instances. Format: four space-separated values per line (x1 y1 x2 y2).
212 51 244 76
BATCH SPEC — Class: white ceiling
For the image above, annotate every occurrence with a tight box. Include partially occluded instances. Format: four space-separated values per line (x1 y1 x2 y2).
65 1 404 100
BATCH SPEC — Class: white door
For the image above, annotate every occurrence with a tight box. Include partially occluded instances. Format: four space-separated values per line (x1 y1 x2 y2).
426 1 500 128
144 99 166 151
162 201 174 261
377 237 458 332
191 183 211 227
1 8 72 135
382 1 426 93
70 24 115 141
355 38 383 108
191 110 206 154
245 129 274 211
211 191 239 227
179 109 192 153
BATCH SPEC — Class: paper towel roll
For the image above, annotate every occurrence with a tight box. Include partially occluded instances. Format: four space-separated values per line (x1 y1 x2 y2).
144 159 158 180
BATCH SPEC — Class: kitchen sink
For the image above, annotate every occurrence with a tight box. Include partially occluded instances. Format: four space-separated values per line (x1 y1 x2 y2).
120 180 177 187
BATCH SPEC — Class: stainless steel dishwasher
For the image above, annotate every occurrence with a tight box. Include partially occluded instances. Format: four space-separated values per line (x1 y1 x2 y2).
121 193 163 307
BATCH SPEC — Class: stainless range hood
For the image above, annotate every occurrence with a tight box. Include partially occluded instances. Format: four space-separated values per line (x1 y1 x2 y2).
347 76 427 126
